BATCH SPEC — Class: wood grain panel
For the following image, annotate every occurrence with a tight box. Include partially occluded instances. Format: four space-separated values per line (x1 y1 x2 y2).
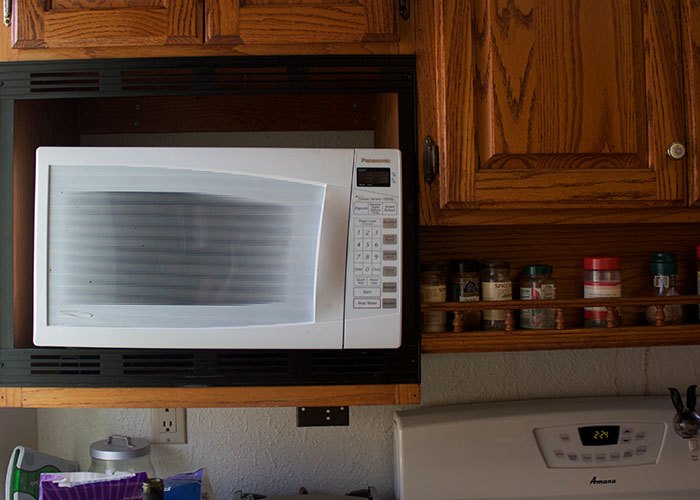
13 100 80 348
11 0 48 48
420 0 689 221
0 388 23 407
78 94 375 134
15 384 421 407
685 0 700 205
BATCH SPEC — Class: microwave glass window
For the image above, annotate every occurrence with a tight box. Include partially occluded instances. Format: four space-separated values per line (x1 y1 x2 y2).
46 164 325 328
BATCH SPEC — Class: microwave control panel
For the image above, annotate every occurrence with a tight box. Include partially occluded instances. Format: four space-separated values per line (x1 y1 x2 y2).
344 150 401 348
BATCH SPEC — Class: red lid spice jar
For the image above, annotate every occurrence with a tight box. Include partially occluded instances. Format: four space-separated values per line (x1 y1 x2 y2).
583 257 621 328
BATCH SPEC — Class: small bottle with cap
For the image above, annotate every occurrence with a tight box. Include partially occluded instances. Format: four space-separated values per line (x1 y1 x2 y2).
142 478 164 500
646 252 682 325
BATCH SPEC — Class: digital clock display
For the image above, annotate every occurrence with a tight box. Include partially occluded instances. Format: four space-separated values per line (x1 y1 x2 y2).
578 425 620 446
357 167 391 187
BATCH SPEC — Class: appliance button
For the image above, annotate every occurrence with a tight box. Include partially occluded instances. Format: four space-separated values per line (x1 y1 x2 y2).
353 298 381 309
383 282 397 293
354 226 363 237
354 202 369 215
364 252 372 262
383 202 397 215
635 431 645 441
354 287 380 298
553 449 565 459
372 252 381 262
372 265 381 276
595 454 607 463
383 234 397 245
368 278 381 286
353 265 363 274
623 449 634 459
363 227 372 237
373 241 381 250
383 218 397 229
621 437 632 444
383 266 397 277
581 453 593 463
635 445 647 456
354 277 367 286
559 433 571 443
370 202 382 215
372 227 381 237
354 251 363 262
609 452 621 461
383 250 397 261
567 453 578 462
622 428 633 436
382 298 397 309
364 265 372 275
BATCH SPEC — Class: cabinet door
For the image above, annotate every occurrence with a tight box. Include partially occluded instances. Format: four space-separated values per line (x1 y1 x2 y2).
11 0 201 48
427 0 687 212
205 0 397 44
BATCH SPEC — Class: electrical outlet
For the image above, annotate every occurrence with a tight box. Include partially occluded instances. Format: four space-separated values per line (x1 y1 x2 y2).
150 408 187 444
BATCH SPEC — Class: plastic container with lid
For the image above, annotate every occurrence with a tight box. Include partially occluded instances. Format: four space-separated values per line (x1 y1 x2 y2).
88 435 156 477
583 256 621 328
646 252 682 325
519 264 557 329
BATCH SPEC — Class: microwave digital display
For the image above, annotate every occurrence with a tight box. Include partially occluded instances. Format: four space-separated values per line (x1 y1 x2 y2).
357 167 391 187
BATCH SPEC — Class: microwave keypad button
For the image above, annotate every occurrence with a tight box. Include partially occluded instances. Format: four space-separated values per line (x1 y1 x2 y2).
383 218 397 229
353 264 363 274
383 250 397 261
372 227 381 238
364 252 372 262
581 453 593 463
383 202 398 215
383 234 397 245
354 251 363 262
353 298 380 309
354 202 369 215
383 282 397 293
355 287 380 298
382 298 397 309
369 202 383 215
372 252 381 262
372 265 381 275
383 266 397 277
354 277 367 286
368 277 381 287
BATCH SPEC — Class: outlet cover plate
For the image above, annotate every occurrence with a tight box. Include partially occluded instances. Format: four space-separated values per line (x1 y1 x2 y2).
150 408 187 444
296 406 349 427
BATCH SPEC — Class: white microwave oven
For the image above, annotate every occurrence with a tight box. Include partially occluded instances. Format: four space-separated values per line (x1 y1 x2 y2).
33 147 402 350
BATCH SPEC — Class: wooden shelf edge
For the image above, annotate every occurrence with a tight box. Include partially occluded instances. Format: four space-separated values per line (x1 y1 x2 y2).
0 384 420 408
421 327 700 353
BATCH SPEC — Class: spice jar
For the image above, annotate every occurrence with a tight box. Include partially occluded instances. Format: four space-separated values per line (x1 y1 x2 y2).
88 435 156 477
583 257 621 327
519 265 557 329
646 252 682 325
420 264 447 333
448 259 481 331
142 478 165 500
480 261 512 331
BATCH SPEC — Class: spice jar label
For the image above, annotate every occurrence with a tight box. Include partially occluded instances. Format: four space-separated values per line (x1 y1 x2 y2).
482 282 511 321
421 284 446 303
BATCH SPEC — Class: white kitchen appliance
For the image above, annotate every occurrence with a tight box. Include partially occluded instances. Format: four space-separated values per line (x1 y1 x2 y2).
33 147 402 349
394 396 700 499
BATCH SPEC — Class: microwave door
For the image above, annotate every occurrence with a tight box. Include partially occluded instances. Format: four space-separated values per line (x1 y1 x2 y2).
34 148 353 349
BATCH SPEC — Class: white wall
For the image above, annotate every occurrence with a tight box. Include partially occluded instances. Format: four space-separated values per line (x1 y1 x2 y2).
0 409 37 494
34 346 700 499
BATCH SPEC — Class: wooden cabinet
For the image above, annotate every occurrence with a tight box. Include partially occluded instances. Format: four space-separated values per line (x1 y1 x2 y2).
416 0 700 225
8 0 398 49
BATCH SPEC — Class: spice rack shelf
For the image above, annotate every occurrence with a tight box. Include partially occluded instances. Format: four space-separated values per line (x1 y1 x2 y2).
421 295 700 354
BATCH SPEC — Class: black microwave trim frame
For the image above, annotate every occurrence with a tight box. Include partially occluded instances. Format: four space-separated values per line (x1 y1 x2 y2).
0 55 420 387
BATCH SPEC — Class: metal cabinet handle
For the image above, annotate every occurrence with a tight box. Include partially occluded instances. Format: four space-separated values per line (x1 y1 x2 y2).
667 142 686 160
3 0 10 27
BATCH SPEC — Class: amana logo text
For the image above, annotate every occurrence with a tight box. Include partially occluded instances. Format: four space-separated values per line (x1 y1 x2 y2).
590 476 617 485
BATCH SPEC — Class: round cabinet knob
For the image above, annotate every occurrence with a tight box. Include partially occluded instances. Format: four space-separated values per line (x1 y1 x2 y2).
667 142 687 160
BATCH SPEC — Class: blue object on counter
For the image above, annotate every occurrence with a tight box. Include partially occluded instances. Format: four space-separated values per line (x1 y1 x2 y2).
164 469 203 500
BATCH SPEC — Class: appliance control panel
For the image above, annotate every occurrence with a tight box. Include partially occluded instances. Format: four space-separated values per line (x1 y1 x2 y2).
534 422 665 468
344 150 401 348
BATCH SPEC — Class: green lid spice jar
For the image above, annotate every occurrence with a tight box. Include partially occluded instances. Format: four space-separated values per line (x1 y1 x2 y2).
448 259 481 331
646 252 682 325
480 261 512 331
519 265 557 329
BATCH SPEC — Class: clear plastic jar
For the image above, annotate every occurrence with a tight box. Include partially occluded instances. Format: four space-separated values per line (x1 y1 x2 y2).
583 257 621 328
519 264 557 329
420 264 447 333
646 252 682 325
480 261 512 331
88 435 156 477
448 259 481 331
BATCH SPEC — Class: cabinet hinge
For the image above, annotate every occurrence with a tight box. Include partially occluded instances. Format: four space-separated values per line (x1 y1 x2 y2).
423 137 439 184
399 0 410 20
3 0 11 27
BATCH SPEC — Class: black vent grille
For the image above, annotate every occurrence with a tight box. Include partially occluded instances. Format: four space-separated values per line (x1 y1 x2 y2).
30 354 101 375
122 353 196 376
29 72 100 93
120 68 195 92
311 352 384 375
